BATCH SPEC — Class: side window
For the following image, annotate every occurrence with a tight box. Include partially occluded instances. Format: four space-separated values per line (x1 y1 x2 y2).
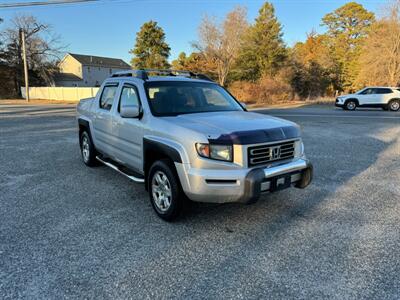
99 85 118 110
119 85 140 112
361 88 373 95
369 88 378 94
377 88 393 94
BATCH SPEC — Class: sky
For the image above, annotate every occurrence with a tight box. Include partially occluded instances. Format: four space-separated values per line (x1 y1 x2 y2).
0 0 384 63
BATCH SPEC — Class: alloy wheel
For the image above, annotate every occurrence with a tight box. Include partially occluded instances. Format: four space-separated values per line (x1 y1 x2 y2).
390 101 400 111
151 171 172 212
81 135 90 163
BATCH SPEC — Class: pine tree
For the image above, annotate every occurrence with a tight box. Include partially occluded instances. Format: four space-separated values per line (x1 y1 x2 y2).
171 52 187 70
322 2 375 91
236 2 286 81
130 21 171 69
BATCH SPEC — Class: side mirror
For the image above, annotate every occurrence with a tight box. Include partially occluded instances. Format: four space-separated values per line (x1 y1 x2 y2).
240 102 247 110
120 105 140 118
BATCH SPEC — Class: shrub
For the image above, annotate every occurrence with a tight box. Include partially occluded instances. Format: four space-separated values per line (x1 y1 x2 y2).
228 74 294 105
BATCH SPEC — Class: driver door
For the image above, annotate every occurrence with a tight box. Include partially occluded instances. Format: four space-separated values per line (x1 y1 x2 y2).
112 83 144 172
358 88 374 105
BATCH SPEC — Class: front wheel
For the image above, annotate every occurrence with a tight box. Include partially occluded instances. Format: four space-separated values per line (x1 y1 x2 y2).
345 100 357 111
148 160 184 221
388 99 400 111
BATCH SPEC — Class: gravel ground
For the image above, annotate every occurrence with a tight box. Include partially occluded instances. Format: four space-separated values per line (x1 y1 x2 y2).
0 104 399 299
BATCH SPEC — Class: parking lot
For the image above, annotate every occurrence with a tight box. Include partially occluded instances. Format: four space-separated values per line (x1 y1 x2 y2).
1 104 399 299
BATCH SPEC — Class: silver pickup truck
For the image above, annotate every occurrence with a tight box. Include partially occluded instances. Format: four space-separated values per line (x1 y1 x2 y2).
77 70 313 221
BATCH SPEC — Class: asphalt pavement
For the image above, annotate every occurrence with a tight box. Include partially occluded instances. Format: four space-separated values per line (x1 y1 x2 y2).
0 104 399 299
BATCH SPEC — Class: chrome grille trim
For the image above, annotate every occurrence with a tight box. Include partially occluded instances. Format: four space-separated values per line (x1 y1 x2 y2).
248 140 296 167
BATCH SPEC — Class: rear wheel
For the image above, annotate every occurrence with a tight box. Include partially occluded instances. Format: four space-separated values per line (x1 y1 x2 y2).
388 99 400 111
80 131 98 167
345 100 357 111
148 160 184 221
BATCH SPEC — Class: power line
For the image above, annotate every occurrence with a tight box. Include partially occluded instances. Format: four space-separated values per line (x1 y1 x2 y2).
0 0 101 8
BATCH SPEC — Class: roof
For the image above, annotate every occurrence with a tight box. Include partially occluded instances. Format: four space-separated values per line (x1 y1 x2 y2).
68 53 130 69
53 73 82 82
365 86 400 89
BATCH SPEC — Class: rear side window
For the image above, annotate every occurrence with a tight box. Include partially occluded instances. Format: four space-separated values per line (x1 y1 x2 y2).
375 88 393 94
100 85 118 110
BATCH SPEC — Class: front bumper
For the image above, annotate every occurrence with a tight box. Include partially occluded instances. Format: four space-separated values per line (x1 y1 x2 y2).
335 98 344 107
175 158 313 204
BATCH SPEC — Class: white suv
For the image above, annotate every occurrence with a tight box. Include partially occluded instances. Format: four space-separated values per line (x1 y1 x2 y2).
335 87 400 111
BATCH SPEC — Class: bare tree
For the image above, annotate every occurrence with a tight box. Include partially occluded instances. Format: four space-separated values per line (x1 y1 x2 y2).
1 15 64 96
356 0 400 87
193 6 248 86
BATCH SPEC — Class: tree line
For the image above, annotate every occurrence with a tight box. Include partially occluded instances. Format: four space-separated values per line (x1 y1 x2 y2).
1 1 399 102
130 1 400 104
0 15 63 98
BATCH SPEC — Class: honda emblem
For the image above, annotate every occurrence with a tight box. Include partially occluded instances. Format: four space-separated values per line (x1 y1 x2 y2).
271 146 281 159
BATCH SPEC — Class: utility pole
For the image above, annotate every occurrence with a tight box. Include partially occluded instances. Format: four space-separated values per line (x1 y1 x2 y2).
21 29 29 102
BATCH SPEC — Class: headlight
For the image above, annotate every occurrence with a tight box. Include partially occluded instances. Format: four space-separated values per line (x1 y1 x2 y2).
196 143 233 162
295 140 305 158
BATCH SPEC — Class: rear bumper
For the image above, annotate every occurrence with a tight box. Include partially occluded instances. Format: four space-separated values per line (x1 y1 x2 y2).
175 158 313 204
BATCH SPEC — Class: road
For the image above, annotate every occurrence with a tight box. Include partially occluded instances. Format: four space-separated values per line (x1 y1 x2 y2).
1 104 399 299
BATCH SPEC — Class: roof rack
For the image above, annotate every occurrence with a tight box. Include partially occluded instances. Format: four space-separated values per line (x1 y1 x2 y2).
111 70 148 80
111 69 214 82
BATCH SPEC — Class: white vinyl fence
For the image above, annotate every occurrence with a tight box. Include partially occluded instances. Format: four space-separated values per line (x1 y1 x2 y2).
21 87 100 101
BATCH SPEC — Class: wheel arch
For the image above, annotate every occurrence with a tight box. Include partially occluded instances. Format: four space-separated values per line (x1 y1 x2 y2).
143 137 186 191
345 98 359 106
78 118 93 146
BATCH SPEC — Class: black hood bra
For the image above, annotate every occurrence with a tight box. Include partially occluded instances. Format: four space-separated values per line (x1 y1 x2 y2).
208 126 300 145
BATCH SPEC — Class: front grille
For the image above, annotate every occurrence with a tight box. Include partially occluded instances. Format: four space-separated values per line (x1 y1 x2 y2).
248 140 296 167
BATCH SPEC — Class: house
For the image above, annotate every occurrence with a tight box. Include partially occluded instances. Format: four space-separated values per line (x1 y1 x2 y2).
54 53 131 87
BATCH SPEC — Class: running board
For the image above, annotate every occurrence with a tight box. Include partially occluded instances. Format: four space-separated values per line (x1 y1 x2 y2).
96 156 145 183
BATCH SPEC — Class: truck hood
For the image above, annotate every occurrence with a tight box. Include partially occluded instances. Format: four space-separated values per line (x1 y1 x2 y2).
164 111 300 144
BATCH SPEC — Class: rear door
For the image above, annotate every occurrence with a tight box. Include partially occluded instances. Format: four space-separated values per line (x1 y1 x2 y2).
112 83 144 172
374 88 394 105
92 83 120 156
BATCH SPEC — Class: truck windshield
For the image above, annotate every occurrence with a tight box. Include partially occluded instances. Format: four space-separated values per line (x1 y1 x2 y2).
144 81 244 116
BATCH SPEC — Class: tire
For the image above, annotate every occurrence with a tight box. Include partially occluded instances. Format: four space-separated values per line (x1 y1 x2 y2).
388 99 400 111
79 131 98 167
148 160 184 221
344 100 357 111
